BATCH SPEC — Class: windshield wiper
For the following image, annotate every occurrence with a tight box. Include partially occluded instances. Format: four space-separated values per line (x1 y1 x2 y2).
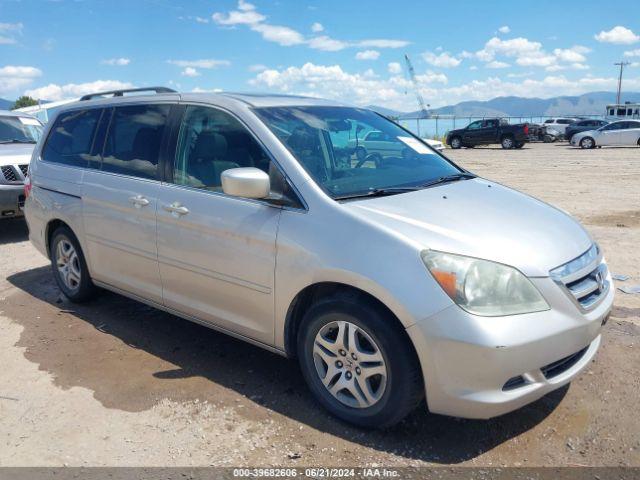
334 186 420 200
419 172 476 189
0 139 36 144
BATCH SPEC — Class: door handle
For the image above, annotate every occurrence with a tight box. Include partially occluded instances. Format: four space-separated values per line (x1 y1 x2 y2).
129 195 150 208
162 202 189 216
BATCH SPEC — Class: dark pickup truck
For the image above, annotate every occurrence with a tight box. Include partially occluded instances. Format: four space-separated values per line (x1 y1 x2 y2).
446 118 529 149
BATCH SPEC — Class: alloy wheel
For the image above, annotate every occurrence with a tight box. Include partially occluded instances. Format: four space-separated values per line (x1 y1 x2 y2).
55 239 81 291
312 320 387 409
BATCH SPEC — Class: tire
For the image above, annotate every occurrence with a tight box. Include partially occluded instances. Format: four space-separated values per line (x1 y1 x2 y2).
50 226 97 302
297 293 424 428
543 134 555 143
449 137 462 149
515 142 524 149
501 136 514 149
580 137 595 149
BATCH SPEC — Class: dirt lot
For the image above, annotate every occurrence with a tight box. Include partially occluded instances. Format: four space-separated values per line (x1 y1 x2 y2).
0 143 638 467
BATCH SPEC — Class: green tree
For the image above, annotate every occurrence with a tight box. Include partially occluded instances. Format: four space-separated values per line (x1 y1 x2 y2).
11 96 38 110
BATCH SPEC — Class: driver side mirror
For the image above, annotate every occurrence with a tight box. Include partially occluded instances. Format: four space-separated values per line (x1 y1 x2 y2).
221 167 270 199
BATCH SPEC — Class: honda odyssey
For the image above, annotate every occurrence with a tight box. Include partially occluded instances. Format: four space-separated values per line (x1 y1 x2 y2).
24 88 613 427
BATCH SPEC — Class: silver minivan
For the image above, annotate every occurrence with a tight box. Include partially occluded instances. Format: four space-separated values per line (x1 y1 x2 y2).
24 88 613 427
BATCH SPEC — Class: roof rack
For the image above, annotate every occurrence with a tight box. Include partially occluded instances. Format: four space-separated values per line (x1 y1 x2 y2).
79 86 177 101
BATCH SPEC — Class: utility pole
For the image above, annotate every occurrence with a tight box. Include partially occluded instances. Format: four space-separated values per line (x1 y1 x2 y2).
614 61 630 104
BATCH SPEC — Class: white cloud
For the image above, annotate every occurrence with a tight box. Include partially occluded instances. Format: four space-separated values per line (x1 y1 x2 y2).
248 64 268 72
422 51 461 68
498 25 510 34
195 16 210 24
167 59 230 69
595 26 640 44
553 46 590 63
475 36 591 70
308 35 348 51
101 58 131 66
387 62 402 74
469 65 478 71
212 0 265 25
212 2 408 51
25 80 134 102
355 50 380 60
0 22 23 45
624 49 640 57
356 39 410 49
0 65 42 94
248 61 640 111
486 60 510 69
251 23 305 46
181 67 200 77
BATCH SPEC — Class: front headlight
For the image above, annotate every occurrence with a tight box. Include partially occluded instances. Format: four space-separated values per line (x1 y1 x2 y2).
422 250 549 316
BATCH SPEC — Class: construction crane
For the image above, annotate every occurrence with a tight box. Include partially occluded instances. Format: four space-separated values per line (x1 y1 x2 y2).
404 54 430 135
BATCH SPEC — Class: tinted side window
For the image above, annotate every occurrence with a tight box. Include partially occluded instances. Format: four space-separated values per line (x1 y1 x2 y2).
172 105 301 207
101 104 169 180
42 109 102 167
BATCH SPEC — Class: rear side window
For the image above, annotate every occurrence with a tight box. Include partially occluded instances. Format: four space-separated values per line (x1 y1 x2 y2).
101 104 170 180
42 109 102 167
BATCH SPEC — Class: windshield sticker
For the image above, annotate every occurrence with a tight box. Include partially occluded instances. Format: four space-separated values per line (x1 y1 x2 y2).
397 136 431 154
19 117 41 126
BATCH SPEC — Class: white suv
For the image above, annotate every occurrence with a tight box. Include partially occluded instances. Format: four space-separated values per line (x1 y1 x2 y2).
0 110 43 219
542 118 578 135
24 88 613 427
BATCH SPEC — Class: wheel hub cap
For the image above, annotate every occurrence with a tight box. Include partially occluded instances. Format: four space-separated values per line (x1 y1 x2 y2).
55 239 81 291
312 320 387 409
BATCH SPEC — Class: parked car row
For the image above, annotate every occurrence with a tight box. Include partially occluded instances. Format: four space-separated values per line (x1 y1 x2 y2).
571 120 640 149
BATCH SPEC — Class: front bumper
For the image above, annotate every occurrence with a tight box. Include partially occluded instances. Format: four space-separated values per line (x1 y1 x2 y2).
0 184 25 218
406 271 613 419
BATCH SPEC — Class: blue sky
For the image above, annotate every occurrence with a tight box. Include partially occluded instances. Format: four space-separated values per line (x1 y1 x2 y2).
1 0 640 110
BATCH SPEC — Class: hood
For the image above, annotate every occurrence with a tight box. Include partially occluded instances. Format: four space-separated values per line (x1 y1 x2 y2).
0 143 35 167
344 178 592 277
572 129 599 139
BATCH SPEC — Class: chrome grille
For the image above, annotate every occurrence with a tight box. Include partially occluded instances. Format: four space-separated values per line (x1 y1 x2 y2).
18 164 29 177
551 244 609 311
1 165 18 182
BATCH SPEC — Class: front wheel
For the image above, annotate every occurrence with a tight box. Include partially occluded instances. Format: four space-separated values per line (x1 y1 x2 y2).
501 136 514 149
580 137 595 149
297 295 424 428
50 227 97 302
449 137 462 149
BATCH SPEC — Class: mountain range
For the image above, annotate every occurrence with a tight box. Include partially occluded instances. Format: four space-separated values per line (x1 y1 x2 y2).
0 98 14 110
368 91 640 118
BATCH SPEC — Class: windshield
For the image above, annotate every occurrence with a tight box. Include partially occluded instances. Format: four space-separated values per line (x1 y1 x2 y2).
254 106 462 199
0 116 43 144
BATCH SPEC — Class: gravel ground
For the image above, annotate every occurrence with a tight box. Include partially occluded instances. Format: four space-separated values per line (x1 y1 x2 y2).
0 142 638 467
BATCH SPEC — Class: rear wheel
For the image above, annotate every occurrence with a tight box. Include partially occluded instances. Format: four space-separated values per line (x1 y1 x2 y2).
449 137 462 149
501 136 514 149
580 137 595 149
297 294 424 428
50 227 97 302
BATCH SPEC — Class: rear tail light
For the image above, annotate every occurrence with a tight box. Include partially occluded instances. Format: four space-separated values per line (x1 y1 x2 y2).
524 124 529 135
24 174 32 199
